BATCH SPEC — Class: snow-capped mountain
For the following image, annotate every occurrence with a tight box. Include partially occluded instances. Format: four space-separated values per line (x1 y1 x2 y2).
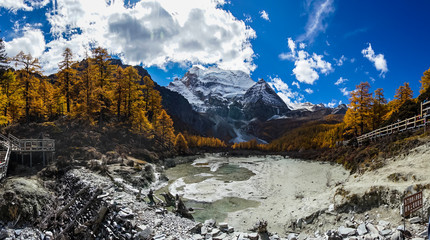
168 66 292 142
168 66 255 112
242 79 290 120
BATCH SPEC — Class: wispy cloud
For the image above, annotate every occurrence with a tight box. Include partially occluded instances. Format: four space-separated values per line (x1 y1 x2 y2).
344 27 368 39
340 87 350 97
298 0 335 42
361 43 388 77
334 77 347 85
292 81 300 89
305 88 314 94
259 10 270 21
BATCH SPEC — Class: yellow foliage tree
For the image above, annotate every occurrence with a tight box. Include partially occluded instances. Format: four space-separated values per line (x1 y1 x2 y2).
345 82 373 135
174 133 189 153
12 51 42 121
419 67 430 95
57 47 77 114
155 109 175 145
371 88 387 130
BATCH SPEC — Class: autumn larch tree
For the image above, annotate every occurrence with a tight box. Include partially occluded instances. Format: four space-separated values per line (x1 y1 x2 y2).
155 109 175 145
91 47 113 124
345 82 373 135
57 47 77 114
419 68 430 95
124 66 141 119
12 51 42 121
371 88 387 130
174 133 189 153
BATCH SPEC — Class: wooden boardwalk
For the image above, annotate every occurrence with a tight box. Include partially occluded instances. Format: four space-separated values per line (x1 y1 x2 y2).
357 101 430 145
0 133 55 180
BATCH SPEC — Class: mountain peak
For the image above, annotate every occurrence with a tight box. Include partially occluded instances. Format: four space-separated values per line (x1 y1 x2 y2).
257 78 266 84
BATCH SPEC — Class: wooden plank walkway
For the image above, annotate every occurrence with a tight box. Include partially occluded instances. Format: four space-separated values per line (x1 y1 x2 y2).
357 101 430 145
0 133 55 180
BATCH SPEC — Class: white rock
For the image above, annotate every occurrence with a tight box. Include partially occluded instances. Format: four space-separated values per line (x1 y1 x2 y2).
338 226 356 237
193 234 204 240
380 229 392 236
213 233 227 240
391 231 402 240
357 223 368 236
409 217 421 224
136 225 152 240
287 233 297 240
378 220 390 228
219 222 228 229
366 223 379 235
248 233 259 240
211 229 221 236
328 204 335 213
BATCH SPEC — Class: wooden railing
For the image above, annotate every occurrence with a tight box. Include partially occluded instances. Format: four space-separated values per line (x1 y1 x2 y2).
0 133 55 180
357 101 430 145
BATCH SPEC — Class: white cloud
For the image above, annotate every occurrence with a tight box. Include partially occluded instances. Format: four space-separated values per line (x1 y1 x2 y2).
280 38 332 84
304 88 313 94
8 0 256 74
299 0 335 42
340 87 350 97
5 26 46 58
334 77 347 85
0 0 49 12
244 14 252 23
259 10 270 21
334 55 347 66
292 81 300 89
361 43 388 77
267 76 305 110
299 43 306 49
0 0 33 12
325 99 337 108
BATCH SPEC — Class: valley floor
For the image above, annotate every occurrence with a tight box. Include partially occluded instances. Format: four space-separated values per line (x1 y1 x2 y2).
0 140 430 239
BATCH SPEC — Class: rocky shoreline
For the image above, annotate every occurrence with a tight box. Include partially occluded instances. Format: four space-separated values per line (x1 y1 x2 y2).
0 152 430 240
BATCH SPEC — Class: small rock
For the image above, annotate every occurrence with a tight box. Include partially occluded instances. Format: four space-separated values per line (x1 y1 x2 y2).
201 226 208 235
338 226 356 237
14 230 22 236
154 234 166 240
213 233 227 240
380 229 392 236
270 235 280 240
366 223 379 235
411 238 425 240
154 219 162 227
391 230 402 240
357 223 368 236
248 233 259 240
378 220 390 228
409 217 421 224
287 233 297 240
136 225 152 240
417 230 428 238
219 222 228 229
226 226 235 233
346 220 356 228
205 219 217 227
193 234 204 240
328 204 335 213
211 228 220 236
396 225 405 231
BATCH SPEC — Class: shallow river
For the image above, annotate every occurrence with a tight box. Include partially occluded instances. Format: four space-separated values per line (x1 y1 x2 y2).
156 154 349 234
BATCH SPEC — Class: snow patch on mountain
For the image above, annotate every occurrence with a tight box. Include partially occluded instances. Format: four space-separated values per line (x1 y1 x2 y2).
168 65 255 112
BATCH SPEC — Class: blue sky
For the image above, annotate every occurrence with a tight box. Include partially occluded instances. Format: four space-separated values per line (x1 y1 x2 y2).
1 0 430 109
